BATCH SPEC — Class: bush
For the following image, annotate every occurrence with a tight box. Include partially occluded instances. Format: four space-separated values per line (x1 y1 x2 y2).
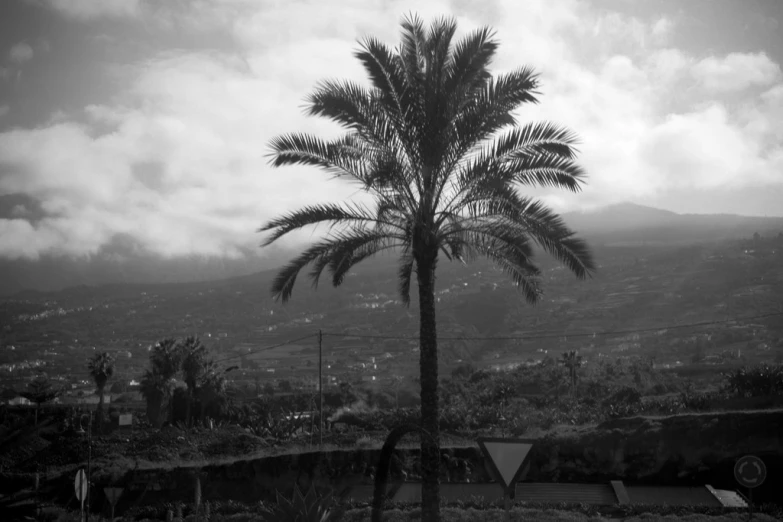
722 364 783 398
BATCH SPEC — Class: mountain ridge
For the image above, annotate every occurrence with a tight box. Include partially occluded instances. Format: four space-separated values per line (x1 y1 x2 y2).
2 202 782 297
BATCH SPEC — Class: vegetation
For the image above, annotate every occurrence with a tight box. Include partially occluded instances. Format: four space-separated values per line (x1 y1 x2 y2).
261 14 594 519
559 350 582 397
19 373 62 429
259 485 347 522
139 336 228 428
87 351 115 431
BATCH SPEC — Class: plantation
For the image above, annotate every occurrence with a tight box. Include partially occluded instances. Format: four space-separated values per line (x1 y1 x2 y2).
2 358 782 520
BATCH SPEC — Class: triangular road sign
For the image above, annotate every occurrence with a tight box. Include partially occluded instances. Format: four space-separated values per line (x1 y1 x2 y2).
104 487 124 506
478 438 534 490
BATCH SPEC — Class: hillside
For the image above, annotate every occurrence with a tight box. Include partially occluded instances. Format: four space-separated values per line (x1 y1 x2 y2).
1 228 782 391
563 203 783 244
1 203 782 297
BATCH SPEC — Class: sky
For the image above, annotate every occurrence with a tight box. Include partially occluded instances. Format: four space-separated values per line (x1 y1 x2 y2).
0 0 782 264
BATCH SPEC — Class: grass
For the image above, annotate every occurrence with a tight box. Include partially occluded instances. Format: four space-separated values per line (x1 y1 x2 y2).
40 506 780 522
338 507 779 521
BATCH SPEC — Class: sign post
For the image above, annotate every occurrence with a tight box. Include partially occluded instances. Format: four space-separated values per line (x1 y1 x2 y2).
104 487 123 521
734 455 766 520
477 438 534 521
74 469 88 522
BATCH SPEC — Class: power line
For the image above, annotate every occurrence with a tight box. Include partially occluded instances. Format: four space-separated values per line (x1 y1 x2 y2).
320 311 783 342
211 311 782 371
213 333 317 365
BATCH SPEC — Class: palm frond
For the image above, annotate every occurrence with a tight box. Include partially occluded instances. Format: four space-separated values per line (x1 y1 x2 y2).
272 228 403 302
424 16 457 91
436 68 542 198
397 248 415 306
306 80 374 130
355 38 421 167
444 26 497 97
492 122 581 160
328 235 400 287
456 195 596 279
399 12 427 85
258 203 386 246
356 37 406 118
267 133 370 181
455 226 543 304
507 153 587 192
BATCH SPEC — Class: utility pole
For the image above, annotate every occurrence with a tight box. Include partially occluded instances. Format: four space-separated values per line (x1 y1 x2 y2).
318 329 323 449
87 412 92 522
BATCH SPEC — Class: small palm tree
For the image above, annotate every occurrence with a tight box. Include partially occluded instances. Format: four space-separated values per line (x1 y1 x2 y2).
260 14 594 520
139 369 168 428
139 338 183 426
197 369 229 423
181 336 209 426
150 338 183 424
87 352 115 431
560 350 583 396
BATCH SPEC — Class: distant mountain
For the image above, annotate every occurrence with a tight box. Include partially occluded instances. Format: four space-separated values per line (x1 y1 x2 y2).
2 202 781 297
563 203 783 244
0 250 289 298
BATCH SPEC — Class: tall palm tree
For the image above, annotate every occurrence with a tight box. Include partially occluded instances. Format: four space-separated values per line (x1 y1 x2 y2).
560 350 583 395
260 14 595 519
87 352 115 431
181 336 209 426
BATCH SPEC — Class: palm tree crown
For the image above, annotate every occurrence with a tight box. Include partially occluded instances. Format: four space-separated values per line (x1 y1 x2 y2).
262 15 594 303
88 352 115 392
260 14 595 520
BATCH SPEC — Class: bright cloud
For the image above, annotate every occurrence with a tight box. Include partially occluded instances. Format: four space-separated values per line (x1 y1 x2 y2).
692 52 781 92
1 0 782 261
9 42 34 63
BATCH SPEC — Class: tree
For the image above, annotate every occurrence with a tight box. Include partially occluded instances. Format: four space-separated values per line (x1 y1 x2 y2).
278 380 292 393
150 338 184 424
139 370 167 428
140 338 183 427
20 374 62 430
560 350 583 396
87 352 115 431
181 336 209 426
260 14 594 519
545 365 568 401
197 370 230 423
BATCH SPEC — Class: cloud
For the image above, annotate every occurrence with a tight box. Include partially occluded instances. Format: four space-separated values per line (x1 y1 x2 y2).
42 0 141 20
9 42 34 63
0 105 8 118
692 52 782 92
1 0 783 261
651 17 673 38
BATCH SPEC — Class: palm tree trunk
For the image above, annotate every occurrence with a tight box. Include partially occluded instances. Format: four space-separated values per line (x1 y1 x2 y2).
186 389 192 428
168 390 176 425
372 424 425 522
97 387 105 433
416 258 440 522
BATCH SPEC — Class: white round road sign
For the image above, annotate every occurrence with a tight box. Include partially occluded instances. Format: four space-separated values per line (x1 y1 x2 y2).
74 469 88 502
734 455 767 489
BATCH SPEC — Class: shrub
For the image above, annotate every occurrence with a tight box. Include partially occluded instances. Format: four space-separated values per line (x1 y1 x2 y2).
722 364 783 398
